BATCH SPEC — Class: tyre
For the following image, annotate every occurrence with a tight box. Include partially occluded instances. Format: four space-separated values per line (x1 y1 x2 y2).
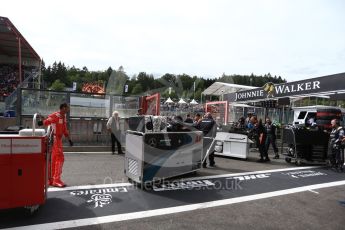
145 121 153 131
285 157 292 163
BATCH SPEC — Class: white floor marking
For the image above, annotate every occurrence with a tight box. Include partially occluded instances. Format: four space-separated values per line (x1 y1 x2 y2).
48 183 132 192
48 166 320 192
9 180 345 230
308 190 319 194
174 166 321 181
65 152 115 154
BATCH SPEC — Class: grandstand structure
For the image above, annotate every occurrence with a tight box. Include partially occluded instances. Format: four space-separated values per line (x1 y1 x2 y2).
0 16 40 112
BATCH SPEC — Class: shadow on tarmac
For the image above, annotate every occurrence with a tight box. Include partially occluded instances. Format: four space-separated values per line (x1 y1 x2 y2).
0 198 101 229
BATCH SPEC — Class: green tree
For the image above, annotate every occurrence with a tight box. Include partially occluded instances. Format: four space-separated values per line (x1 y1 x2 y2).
137 72 154 92
106 66 129 94
106 67 113 77
132 83 143 94
178 74 193 90
50 79 65 91
42 61 288 97
195 88 203 101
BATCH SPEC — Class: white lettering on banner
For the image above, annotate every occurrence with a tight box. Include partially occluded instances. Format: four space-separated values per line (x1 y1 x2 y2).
291 84 296 92
313 81 320 89
275 85 284 94
12 139 41 154
281 170 327 179
296 83 303 91
235 80 322 100
0 139 11 154
276 81 322 95
235 90 264 101
227 173 271 181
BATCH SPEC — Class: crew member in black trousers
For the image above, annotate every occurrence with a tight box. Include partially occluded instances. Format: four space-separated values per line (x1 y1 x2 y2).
195 112 216 167
329 119 344 171
256 119 269 162
264 118 279 159
107 111 123 154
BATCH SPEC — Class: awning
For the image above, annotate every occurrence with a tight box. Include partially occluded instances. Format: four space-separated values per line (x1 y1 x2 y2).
0 16 40 62
165 97 174 104
178 98 187 104
202 82 256 96
190 99 198 105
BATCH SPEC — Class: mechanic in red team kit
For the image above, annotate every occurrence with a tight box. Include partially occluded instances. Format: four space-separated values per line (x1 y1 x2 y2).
38 103 73 187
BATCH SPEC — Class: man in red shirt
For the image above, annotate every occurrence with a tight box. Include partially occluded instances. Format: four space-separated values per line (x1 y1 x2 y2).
39 103 73 187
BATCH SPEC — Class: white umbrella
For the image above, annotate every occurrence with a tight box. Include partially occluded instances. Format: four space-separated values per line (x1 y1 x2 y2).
178 98 187 104
165 97 174 104
190 99 198 105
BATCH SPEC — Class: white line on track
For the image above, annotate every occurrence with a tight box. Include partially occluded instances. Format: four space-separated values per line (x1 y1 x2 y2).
48 166 320 192
171 166 321 181
308 190 320 194
8 180 345 230
48 183 132 192
65 152 115 154
48 166 321 192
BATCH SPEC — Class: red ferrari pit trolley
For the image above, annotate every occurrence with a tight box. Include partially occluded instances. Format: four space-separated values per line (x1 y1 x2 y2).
0 113 53 214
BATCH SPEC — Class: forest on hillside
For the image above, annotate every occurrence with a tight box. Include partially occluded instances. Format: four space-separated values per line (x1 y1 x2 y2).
41 61 286 101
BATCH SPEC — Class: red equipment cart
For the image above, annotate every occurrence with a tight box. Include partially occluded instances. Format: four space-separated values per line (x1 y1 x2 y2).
0 113 52 214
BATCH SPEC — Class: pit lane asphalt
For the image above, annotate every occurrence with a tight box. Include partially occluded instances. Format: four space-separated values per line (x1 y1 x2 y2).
61 150 294 186
62 152 345 230
1 151 345 230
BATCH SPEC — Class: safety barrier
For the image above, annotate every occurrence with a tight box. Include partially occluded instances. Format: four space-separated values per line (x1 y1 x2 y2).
16 89 140 147
20 116 128 146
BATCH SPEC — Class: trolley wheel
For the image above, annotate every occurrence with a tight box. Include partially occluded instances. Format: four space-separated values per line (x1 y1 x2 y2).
295 159 302 166
24 205 40 216
286 145 295 157
285 157 292 163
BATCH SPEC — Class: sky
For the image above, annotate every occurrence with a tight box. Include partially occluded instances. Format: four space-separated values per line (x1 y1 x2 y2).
1 0 345 82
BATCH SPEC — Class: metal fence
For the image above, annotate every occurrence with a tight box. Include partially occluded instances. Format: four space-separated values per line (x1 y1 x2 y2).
19 88 140 146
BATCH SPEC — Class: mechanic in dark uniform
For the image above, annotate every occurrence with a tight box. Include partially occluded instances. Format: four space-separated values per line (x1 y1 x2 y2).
329 119 344 171
264 118 279 159
184 114 194 123
256 119 268 162
195 112 216 168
